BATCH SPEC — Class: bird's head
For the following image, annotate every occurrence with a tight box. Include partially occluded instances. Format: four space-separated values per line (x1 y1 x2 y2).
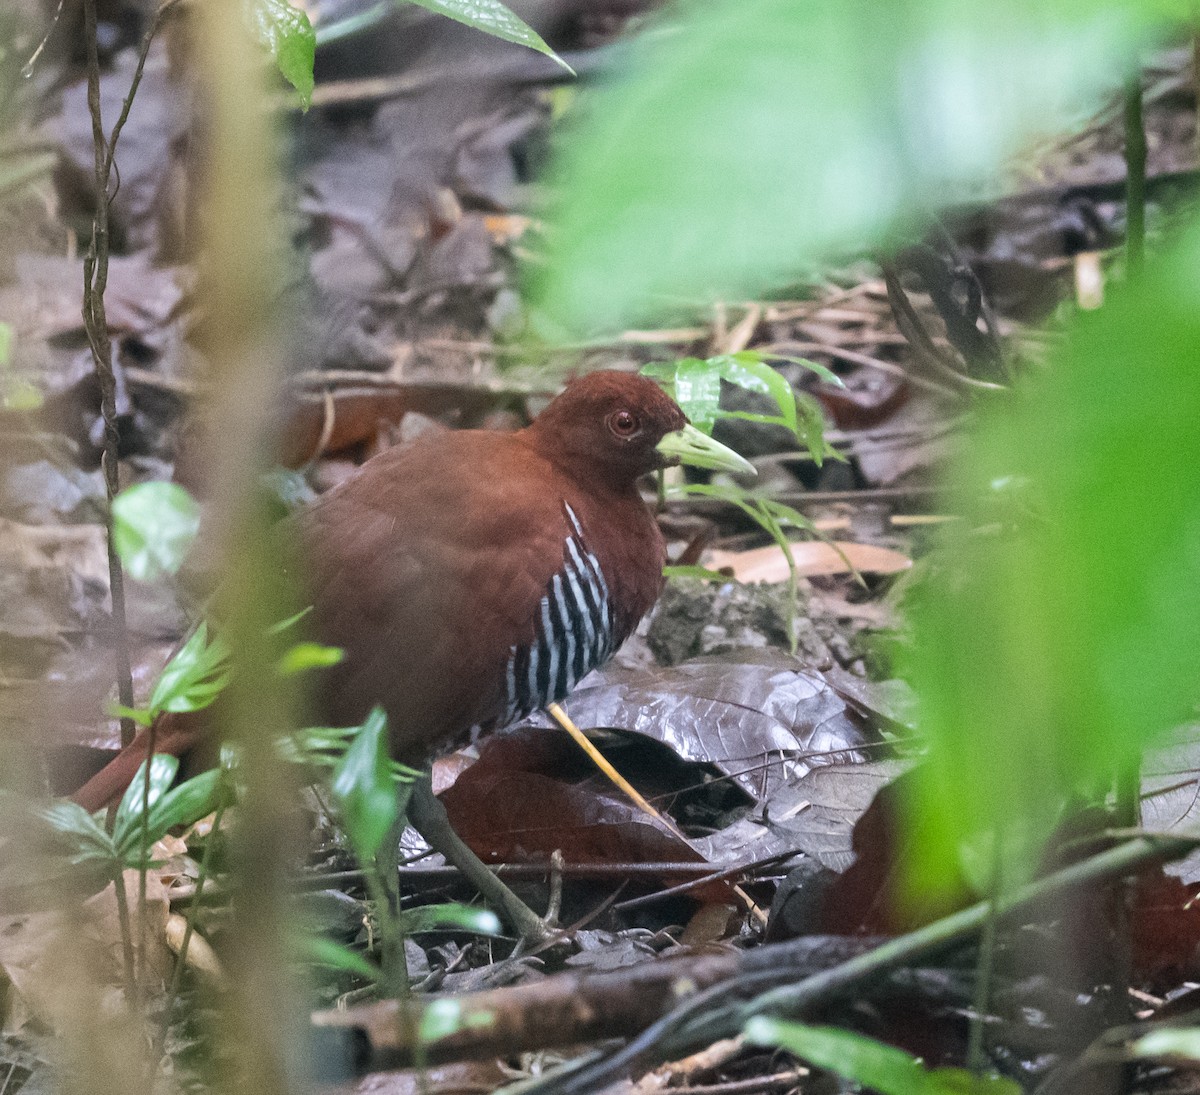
526 370 755 485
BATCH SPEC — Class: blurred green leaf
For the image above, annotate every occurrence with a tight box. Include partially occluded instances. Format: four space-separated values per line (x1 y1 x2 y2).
112 481 201 582
541 0 1146 329
398 903 502 936
1132 1028 1200 1060
404 0 572 72
35 800 114 856
267 605 314 636
905 225 1200 892
247 0 316 108
277 641 345 677
331 707 399 863
1 378 42 411
418 997 497 1043
745 1017 1019 1095
300 936 382 980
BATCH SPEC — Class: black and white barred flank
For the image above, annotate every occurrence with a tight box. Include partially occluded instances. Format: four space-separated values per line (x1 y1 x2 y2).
502 502 615 723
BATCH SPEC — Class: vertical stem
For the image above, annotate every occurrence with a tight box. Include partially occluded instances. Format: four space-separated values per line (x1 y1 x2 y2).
1123 62 1147 279
112 870 141 1010
966 835 1002 1072
137 721 158 987
81 0 135 752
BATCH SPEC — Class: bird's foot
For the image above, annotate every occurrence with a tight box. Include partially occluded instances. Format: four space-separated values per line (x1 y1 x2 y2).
408 777 560 951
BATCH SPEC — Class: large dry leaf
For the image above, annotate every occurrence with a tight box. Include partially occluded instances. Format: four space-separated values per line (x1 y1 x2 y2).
0 870 172 1030
521 652 875 803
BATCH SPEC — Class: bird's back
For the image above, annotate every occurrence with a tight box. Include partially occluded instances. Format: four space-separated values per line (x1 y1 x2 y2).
294 426 664 762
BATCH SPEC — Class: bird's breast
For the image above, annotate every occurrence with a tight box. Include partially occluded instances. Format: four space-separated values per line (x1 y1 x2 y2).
500 501 620 724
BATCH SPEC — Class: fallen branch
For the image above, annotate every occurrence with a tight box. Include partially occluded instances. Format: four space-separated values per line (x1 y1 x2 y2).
519 831 1200 1095
312 934 879 1070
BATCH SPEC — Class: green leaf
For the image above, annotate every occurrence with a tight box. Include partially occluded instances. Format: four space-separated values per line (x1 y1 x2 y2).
112 482 201 582
149 624 231 716
109 703 155 727
767 352 844 388
745 1018 1019 1095
540 0 1143 329
715 352 800 430
1132 1028 1200 1061
404 0 572 72
298 936 381 981
35 800 116 857
418 997 497 1044
113 755 179 847
143 770 224 845
397 903 502 936
277 642 345 677
330 707 399 863
642 355 836 464
794 390 838 466
0 323 10 366
904 225 1200 894
246 0 316 108
643 358 723 433
266 605 314 636
115 767 224 861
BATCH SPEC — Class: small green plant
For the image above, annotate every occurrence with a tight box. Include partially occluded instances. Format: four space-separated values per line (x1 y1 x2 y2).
111 623 232 727
644 350 840 464
6 756 228 1001
645 353 856 649
253 0 571 112
302 707 500 997
33 756 223 878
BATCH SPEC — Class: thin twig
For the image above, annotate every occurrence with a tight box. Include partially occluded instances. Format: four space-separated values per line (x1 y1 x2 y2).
81 0 135 752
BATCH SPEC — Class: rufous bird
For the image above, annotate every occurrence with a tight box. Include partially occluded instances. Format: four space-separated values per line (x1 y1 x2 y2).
72 370 753 940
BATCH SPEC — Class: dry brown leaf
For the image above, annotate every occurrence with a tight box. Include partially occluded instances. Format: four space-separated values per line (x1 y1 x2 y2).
164 913 223 983
0 869 172 1029
707 540 912 582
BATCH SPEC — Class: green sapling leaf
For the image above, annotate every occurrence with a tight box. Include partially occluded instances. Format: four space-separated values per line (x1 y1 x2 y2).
112 481 201 582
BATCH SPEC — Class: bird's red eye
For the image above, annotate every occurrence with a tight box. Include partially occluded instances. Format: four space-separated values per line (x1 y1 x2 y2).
608 410 640 437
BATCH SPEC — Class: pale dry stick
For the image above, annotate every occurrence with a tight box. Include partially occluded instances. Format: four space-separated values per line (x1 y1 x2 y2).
719 303 762 355
763 279 889 324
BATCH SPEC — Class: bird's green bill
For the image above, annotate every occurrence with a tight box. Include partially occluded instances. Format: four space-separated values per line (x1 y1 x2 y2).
656 424 756 477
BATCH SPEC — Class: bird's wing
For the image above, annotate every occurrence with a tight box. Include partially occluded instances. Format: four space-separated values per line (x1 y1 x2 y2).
291 432 572 760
